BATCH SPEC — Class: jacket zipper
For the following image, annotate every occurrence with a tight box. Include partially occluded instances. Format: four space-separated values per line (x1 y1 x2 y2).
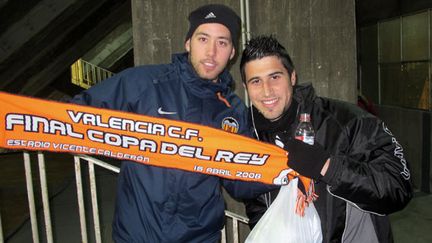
216 92 231 108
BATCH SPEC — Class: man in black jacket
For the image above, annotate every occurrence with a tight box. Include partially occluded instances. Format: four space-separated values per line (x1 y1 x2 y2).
241 35 413 242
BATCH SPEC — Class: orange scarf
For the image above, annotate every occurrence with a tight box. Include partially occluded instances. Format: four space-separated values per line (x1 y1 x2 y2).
0 91 315 214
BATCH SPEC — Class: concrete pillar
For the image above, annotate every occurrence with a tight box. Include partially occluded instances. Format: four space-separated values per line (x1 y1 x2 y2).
248 0 357 102
131 0 245 98
131 0 241 62
132 0 357 102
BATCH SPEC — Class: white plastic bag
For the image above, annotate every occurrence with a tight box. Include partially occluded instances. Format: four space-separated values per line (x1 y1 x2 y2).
245 178 322 243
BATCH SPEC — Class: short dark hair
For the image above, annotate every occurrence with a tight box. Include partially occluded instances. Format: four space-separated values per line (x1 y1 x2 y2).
240 35 295 83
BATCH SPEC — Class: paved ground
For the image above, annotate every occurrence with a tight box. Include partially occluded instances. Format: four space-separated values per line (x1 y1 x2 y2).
390 193 432 243
1 152 431 242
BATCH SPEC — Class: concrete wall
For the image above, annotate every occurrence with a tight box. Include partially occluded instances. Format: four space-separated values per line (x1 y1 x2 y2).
130 0 240 64
248 0 357 102
131 0 244 97
131 0 357 102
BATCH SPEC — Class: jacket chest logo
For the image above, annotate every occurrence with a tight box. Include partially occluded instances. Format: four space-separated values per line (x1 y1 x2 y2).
157 107 177 115
221 117 239 134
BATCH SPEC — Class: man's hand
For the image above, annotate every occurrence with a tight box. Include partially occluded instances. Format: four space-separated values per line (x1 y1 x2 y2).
284 138 330 180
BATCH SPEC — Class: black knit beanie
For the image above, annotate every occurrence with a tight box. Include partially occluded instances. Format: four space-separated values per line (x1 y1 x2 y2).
185 4 241 50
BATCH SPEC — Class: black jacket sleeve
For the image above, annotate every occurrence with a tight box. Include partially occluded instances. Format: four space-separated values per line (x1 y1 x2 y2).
321 117 413 215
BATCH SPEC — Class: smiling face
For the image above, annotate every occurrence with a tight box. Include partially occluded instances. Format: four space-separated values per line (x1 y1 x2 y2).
185 23 235 82
245 56 296 121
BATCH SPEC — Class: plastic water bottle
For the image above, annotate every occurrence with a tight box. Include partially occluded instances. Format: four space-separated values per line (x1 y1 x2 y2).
295 113 315 145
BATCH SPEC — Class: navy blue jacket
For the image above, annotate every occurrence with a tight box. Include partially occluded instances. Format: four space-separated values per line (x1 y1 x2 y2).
71 53 273 242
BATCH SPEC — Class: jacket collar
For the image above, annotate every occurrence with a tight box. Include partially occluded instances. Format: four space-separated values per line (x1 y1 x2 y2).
293 83 316 113
252 99 299 133
172 53 233 98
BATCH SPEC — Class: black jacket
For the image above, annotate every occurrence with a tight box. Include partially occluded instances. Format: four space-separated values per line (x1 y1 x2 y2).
245 84 413 243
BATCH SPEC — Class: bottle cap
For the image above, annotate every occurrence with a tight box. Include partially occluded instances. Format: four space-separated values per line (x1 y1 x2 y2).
299 113 311 122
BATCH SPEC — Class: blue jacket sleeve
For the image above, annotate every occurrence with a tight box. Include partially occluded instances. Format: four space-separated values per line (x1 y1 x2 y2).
222 179 279 199
69 68 144 111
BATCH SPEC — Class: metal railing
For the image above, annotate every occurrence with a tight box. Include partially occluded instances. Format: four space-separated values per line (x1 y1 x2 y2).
0 152 249 243
0 210 3 243
222 211 249 243
71 59 114 89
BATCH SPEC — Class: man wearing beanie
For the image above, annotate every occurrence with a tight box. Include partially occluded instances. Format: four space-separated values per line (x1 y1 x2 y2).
71 4 274 243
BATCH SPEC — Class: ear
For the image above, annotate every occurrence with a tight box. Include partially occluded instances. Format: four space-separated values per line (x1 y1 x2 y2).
290 70 297 86
185 39 191 52
229 47 235 60
242 84 252 106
